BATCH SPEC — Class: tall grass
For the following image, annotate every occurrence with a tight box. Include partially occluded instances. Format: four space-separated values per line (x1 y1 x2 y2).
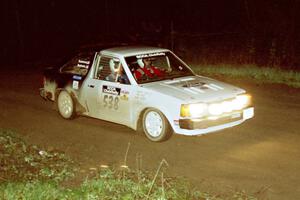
192 64 300 88
0 169 259 200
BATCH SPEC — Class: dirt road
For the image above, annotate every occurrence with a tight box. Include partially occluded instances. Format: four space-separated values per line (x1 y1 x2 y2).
1 68 300 199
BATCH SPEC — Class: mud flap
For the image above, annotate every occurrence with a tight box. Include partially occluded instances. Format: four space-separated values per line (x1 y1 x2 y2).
39 88 47 100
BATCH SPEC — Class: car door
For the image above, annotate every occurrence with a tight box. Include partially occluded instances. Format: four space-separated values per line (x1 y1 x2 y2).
84 54 134 126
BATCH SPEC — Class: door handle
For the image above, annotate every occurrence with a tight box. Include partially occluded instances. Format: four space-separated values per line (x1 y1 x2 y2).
88 84 95 88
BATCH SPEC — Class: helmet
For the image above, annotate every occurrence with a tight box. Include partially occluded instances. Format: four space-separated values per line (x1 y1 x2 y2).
109 58 119 72
137 58 144 68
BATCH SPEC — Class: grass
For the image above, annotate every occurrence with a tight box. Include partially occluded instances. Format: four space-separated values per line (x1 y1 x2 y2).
192 64 300 88
0 129 76 183
0 169 258 200
0 130 260 199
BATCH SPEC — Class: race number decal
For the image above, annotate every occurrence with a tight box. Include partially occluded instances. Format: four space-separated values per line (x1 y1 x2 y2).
102 85 121 110
103 95 119 110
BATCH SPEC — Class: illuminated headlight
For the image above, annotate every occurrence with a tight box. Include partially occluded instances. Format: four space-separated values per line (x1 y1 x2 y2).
232 94 251 110
180 94 251 118
221 101 234 113
180 103 207 117
208 103 223 115
208 100 236 115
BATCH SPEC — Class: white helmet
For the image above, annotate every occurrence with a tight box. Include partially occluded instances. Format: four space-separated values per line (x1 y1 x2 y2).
109 58 119 72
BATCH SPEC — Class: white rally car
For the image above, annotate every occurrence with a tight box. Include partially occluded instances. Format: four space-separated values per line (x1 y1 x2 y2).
40 46 254 142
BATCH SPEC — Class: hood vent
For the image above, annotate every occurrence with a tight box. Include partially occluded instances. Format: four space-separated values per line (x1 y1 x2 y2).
182 80 206 88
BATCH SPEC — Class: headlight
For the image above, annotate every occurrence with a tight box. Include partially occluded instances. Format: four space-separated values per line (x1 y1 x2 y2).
232 94 251 110
180 103 207 117
221 101 234 113
208 103 223 115
181 94 251 118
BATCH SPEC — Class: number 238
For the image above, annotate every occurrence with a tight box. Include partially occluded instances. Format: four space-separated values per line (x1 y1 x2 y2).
103 95 119 110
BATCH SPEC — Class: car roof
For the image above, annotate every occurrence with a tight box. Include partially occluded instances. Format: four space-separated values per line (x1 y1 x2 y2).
100 46 170 57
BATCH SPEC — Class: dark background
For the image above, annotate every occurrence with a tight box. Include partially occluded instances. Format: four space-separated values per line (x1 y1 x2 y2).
2 0 300 69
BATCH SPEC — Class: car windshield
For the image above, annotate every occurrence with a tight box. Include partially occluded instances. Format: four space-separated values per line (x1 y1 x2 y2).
125 51 194 84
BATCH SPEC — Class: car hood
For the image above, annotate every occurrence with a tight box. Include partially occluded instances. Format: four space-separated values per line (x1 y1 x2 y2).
142 76 245 103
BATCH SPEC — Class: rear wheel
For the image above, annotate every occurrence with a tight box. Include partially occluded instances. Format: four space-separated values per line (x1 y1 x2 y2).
57 90 76 119
142 108 172 142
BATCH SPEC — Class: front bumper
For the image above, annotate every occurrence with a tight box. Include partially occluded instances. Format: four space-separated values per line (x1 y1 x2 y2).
175 107 254 135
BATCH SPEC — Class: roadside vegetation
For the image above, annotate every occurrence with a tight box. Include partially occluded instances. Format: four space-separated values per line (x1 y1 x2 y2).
192 64 300 88
0 129 261 199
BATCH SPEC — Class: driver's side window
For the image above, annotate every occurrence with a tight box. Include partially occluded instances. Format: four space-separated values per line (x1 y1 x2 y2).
95 56 130 84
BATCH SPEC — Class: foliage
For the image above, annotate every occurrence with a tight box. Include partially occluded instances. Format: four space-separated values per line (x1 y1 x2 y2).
0 129 76 183
0 168 259 200
0 130 260 199
173 30 299 69
193 64 300 88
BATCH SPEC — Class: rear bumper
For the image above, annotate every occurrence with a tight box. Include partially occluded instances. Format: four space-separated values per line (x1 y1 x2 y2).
174 107 254 136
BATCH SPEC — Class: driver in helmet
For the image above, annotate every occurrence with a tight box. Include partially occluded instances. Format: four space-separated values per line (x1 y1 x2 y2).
105 58 129 84
105 58 118 82
133 57 164 80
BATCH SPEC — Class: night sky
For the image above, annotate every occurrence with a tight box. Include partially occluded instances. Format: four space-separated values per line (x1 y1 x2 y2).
2 0 300 67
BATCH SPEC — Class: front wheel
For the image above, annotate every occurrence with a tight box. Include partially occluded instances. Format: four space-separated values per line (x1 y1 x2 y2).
142 108 173 142
57 90 76 119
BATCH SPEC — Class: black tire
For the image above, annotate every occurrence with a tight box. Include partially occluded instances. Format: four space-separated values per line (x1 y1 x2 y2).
57 90 76 119
142 108 173 142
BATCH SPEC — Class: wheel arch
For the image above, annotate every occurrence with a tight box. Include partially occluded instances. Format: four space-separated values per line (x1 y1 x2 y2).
135 105 175 132
55 86 76 102
55 87 86 114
